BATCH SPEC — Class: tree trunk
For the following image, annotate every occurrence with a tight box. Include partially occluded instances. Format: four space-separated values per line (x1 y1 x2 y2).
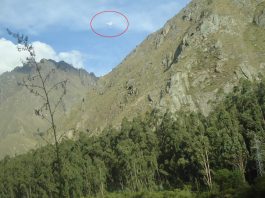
202 150 212 190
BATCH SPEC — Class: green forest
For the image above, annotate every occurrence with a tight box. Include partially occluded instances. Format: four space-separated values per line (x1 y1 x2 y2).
1 78 265 198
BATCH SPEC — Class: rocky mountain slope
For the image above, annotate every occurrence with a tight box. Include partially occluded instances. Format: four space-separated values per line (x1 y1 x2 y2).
1 0 265 158
0 60 97 158
65 0 265 133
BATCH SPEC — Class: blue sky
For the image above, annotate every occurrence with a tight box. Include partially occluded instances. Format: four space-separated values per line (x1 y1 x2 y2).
0 0 190 76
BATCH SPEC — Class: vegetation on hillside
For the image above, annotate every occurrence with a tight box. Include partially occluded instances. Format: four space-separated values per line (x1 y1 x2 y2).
6 29 68 197
1 78 265 197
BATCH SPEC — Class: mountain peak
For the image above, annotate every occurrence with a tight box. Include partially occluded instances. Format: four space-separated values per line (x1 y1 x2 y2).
64 0 265 132
11 58 97 79
1 0 265 158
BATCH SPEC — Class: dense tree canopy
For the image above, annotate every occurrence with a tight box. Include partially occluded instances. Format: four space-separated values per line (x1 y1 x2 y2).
1 78 265 197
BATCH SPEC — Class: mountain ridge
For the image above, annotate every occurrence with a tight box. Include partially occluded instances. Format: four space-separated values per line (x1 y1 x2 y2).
0 59 97 158
1 0 265 158
64 0 265 133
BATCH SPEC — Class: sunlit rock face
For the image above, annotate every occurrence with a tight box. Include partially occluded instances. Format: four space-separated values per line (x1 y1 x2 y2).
2 0 265 158
64 0 265 134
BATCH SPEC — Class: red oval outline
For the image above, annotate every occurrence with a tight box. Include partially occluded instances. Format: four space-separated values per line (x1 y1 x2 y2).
90 10 129 38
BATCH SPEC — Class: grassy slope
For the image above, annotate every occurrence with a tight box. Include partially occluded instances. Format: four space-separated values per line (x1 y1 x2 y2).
65 0 265 133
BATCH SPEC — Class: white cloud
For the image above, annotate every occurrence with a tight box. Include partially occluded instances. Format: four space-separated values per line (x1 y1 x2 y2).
0 0 191 76
0 38 28 74
0 0 102 33
0 0 191 34
0 38 87 74
58 51 86 69
32 41 57 61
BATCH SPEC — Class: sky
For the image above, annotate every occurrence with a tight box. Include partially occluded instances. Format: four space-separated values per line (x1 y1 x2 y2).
0 0 191 76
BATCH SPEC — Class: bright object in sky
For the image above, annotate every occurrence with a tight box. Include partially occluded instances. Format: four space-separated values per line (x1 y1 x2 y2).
106 21 113 27
90 11 129 38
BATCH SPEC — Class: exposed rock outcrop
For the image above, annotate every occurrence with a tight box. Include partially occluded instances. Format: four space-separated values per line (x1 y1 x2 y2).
2 0 265 158
254 2 265 27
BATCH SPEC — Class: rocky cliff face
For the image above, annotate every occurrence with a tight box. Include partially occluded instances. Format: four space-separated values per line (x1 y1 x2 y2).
1 0 265 158
158 0 265 115
65 0 265 133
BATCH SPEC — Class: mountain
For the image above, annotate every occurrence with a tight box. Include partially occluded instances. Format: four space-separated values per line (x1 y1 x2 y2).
0 59 97 158
64 0 265 133
1 0 265 158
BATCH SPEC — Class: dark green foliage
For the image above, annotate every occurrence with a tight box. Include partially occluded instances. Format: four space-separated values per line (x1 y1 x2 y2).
1 78 265 197
252 176 265 198
89 189 194 198
214 169 243 191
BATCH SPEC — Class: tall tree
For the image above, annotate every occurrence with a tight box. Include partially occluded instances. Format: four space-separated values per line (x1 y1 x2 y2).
7 29 67 197
187 113 213 190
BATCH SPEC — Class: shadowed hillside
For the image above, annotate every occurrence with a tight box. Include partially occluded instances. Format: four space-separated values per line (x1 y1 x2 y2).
0 59 97 158
1 0 265 159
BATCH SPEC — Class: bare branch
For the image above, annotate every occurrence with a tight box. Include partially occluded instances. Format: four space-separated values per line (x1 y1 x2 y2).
52 90 66 116
8 29 66 196
19 81 46 101
36 127 53 145
44 69 56 83
33 91 47 101
58 128 76 142
58 131 68 142
30 74 41 81
20 82 43 90
34 108 52 124
47 80 68 94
